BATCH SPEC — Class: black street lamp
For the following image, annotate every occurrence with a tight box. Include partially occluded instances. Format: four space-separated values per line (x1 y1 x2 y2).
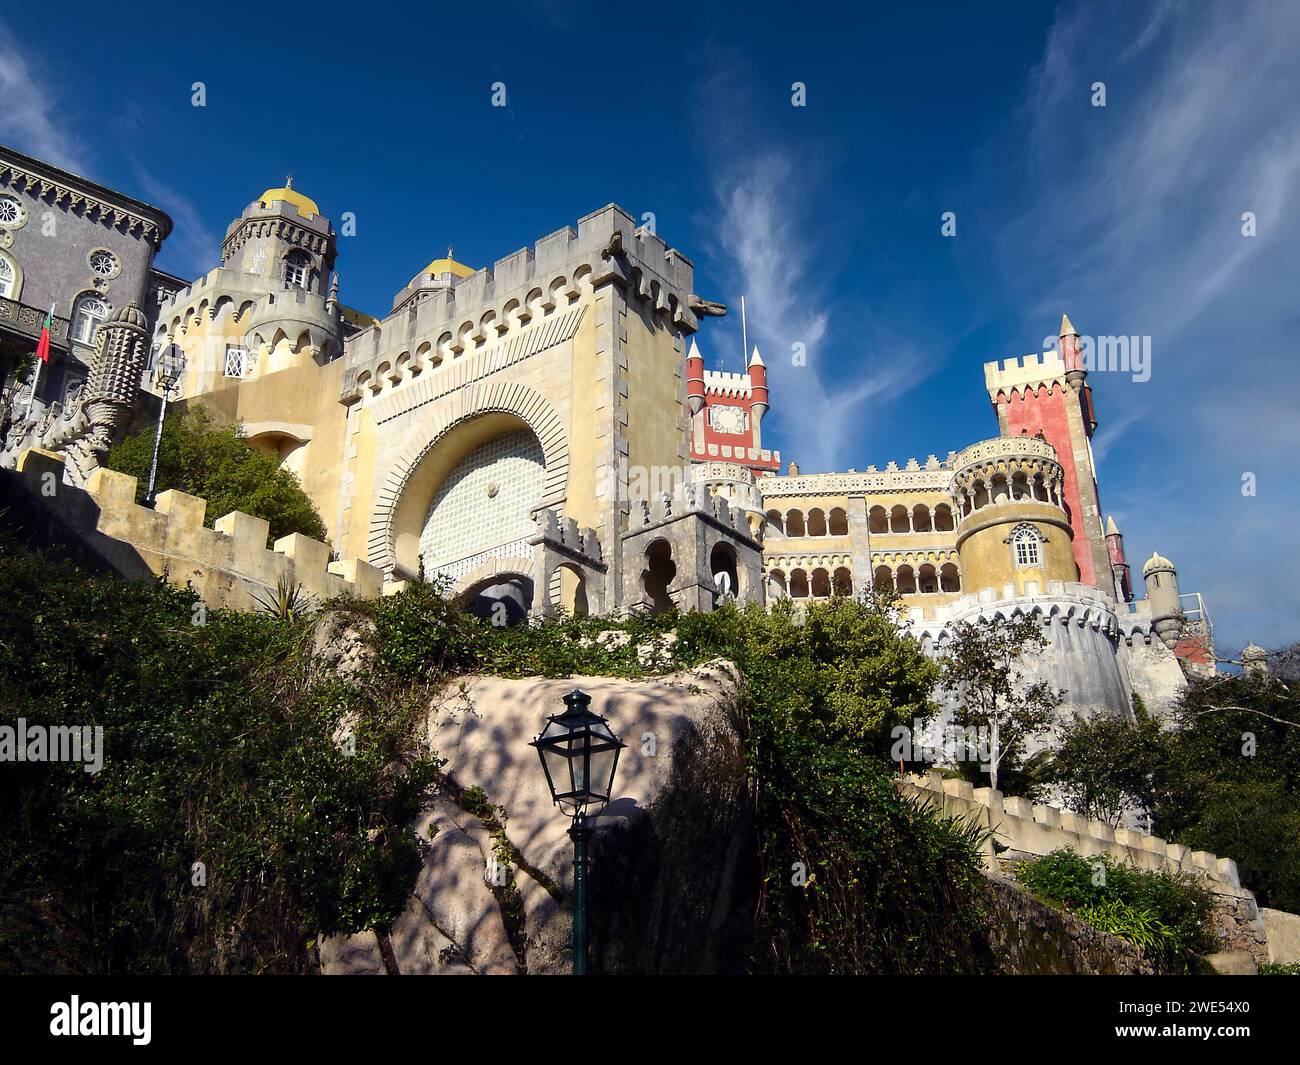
146 342 185 505
530 689 625 975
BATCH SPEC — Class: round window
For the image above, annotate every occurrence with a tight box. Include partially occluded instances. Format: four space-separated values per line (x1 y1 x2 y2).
89 249 120 279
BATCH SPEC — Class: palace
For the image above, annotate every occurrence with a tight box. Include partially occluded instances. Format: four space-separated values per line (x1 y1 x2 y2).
0 146 1212 720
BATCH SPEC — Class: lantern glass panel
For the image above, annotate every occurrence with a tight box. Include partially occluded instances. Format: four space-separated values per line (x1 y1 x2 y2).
588 746 616 800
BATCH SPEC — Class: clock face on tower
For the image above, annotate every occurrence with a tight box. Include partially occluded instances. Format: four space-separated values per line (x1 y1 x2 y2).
708 404 746 435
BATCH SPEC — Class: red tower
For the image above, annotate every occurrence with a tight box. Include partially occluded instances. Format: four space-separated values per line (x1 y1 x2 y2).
686 340 781 475
1105 515 1133 602
984 315 1111 592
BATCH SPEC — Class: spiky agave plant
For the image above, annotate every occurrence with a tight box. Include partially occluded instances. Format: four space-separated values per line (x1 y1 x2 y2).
252 574 318 622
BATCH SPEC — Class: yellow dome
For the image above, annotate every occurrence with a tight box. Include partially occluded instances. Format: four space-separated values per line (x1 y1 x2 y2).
258 182 320 220
413 256 476 285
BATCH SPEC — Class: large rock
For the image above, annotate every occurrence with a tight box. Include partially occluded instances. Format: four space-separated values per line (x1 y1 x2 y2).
321 659 754 975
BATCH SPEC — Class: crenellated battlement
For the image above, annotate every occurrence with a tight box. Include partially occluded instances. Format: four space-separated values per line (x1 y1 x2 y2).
342 205 704 400
702 369 751 397
627 481 758 543
8 448 383 612
758 453 957 497
984 350 1069 399
532 508 603 564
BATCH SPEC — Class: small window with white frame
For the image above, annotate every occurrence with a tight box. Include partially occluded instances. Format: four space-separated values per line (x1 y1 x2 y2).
71 294 110 344
223 345 249 379
283 250 311 288
1007 522 1045 568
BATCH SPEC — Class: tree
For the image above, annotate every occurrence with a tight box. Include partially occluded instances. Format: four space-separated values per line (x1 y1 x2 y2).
1143 670 1300 911
1048 706 1163 824
107 406 327 544
938 615 1061 791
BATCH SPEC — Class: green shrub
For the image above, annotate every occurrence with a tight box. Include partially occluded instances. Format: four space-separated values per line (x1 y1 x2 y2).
1014 848 1216 970
1 544 995 974
0 542 442 973
1260 962 1300 975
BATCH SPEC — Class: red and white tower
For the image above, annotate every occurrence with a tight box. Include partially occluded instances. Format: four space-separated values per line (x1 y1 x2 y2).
686 341 781 475
984 314 1111 593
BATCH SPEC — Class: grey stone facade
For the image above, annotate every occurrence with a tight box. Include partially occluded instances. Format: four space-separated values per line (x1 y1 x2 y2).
0 145 172 411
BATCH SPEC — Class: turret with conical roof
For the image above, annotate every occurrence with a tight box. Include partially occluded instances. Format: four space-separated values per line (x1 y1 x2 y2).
1105 514 1132 602
747 345 768 447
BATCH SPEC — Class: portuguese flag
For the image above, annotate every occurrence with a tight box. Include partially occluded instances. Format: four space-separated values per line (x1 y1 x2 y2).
35 303 54 363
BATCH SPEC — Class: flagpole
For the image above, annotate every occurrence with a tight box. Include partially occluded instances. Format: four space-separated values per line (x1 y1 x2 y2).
24 302 55 424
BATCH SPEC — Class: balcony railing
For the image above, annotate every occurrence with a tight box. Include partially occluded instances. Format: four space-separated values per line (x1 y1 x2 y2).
0 296 71 349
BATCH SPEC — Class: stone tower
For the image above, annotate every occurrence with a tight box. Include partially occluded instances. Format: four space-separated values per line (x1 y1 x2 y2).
220 180 337 297
950 435 1078 598
1142 551 1184 648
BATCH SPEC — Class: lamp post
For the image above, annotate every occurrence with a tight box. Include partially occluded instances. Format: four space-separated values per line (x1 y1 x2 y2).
146 343 185 505
530 689 625 975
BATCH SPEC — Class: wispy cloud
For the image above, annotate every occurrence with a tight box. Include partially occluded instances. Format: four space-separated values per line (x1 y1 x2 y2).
0 20 213 282
691 54 933 472
0 20 89 172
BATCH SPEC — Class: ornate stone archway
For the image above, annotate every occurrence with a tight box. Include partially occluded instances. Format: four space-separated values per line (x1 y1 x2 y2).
367 381 568 575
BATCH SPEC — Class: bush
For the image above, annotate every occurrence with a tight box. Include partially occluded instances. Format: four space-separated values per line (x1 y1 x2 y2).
0 542 442 973
1013 848 1216 970
106 405 326 544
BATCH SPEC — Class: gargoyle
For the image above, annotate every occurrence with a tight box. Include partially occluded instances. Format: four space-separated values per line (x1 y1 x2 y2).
686 295 727 317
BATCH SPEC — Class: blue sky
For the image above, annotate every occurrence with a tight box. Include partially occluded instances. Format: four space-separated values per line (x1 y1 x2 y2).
3 1 1298 654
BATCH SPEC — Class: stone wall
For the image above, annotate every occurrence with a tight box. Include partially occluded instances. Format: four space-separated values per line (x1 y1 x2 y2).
1261 908 1300 965
900 770 1287 964
3 447 383 611
984 874 1156 975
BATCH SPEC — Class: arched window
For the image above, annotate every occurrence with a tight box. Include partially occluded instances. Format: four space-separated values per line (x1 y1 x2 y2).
807 508 827 537
283 250 311 288
833 566 853 596
71 294 109 345
869 506 888 534
786 510 806 537
767 569 788 599
0 252 16 299
810 568 831 598
934 504 955 531
940 562 961 592
918 563 938 594
912 504 932 532
873 565 893 591
765 509 785 536
1008 523 1046 567
790 568 809 598
829 508 849 536
896 565 917 594
890 505 910 533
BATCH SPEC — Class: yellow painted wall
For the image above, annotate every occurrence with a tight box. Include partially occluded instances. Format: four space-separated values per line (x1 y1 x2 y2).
955 508 1076 595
